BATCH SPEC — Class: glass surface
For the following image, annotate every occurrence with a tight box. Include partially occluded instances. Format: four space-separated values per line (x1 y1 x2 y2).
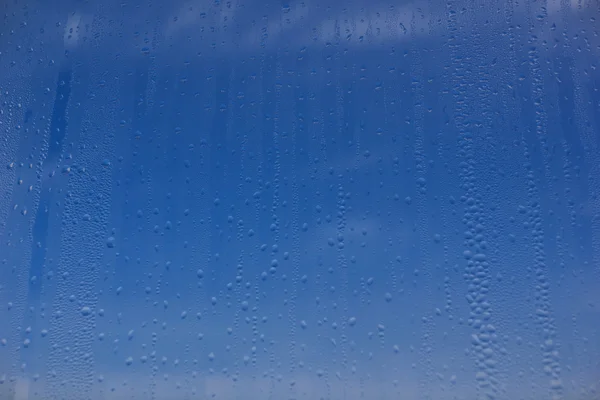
0 0 599 399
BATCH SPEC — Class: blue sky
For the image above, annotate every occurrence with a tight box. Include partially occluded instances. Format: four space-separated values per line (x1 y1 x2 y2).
0 0 599 399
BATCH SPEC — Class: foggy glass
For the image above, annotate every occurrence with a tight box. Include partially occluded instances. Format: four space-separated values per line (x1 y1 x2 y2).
0 0 599 399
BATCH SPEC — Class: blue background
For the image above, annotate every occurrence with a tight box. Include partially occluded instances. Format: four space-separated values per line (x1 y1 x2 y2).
0 0 599 399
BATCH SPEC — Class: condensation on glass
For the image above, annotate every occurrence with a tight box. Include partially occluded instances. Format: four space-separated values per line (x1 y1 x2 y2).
0 0 599 399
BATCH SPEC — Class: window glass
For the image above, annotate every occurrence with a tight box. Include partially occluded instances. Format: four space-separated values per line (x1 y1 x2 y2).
1 1 599 399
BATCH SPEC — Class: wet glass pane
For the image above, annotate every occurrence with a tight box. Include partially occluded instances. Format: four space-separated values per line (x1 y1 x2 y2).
0 0 599 399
